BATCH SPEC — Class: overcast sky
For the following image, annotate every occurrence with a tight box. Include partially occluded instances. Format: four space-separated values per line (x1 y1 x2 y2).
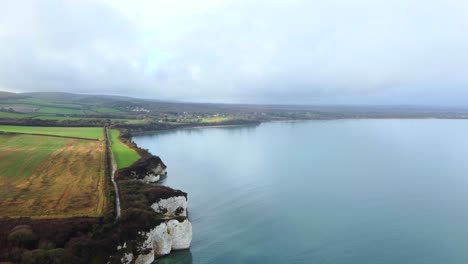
1 0 468 105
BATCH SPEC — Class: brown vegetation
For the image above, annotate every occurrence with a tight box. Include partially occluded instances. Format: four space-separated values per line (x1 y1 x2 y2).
0 139 107 218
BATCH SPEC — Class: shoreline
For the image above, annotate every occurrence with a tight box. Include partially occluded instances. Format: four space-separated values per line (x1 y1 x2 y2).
127 116 468 137
129 122 260 136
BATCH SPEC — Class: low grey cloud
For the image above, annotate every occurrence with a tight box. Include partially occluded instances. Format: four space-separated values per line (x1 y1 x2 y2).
1 0 468 105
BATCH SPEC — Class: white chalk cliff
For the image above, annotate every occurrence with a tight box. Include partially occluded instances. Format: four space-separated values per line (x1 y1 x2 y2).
135 163 166 183
151 196 187 217
116 196 192 264
134 219 192 264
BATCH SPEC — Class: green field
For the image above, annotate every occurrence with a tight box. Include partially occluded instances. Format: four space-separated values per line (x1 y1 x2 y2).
201 116 231 123
0 134 107 218
0 125 104 140
109 129 140 169
94 107 121 113
0 134 68 179
0 111 33 119
31 115 99 121
36 106 85 115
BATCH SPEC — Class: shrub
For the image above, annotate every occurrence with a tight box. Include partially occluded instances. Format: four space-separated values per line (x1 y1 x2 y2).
8 226 37 249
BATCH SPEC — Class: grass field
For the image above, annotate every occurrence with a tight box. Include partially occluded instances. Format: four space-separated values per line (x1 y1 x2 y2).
0 125 104 140
201 116 231 123
31 115 100 121
0 134 107 218
109 129 140 169
13 98 84 109
0 134 68 179
94 107 120 113
0 111 33 119
37 106 85 115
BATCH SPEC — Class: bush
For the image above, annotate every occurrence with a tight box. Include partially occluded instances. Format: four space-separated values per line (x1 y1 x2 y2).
46 248 66 264
22 249 46 264
8 226 37 249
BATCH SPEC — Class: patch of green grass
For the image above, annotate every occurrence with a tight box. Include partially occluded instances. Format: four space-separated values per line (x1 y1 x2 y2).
0 125 104 140
94 107 121 113
31 115 97 121
123 119 151 124
110 129 140 169
37 106 84 115
4 97 84 109
201 116 230 123
0 111 34 119
0 134 67 178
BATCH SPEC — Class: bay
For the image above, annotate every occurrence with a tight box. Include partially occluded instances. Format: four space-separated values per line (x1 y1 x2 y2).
133 120 468 264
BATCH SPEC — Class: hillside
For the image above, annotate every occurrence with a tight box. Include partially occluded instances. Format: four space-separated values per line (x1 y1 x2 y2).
2 91 468 130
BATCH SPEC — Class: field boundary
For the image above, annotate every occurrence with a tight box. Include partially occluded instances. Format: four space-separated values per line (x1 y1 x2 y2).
0 131 99 141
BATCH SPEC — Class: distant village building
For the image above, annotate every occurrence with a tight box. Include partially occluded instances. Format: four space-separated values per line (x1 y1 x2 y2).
130 107 150 113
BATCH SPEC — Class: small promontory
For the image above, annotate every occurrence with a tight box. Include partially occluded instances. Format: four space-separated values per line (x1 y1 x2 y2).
111 157 192 264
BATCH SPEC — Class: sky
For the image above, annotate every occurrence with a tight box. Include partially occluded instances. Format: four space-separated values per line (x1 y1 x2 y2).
0 0 468 105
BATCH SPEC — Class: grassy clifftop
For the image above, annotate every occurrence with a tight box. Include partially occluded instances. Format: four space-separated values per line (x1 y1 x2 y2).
109 129 140 169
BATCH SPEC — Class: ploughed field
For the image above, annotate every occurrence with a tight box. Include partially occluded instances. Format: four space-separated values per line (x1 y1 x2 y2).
0 126 107 218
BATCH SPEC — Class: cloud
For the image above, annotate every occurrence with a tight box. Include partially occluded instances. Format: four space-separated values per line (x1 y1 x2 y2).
1 0 468 104
0 0 145 94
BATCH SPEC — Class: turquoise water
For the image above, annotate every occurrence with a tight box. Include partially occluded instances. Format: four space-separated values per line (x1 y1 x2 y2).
133 120 468 264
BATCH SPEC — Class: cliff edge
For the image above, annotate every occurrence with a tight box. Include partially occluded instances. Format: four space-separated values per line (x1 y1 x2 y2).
111 156 192 264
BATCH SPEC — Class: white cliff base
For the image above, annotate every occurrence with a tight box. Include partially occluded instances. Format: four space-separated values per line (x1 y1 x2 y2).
116 196 192 264
135 220 192 264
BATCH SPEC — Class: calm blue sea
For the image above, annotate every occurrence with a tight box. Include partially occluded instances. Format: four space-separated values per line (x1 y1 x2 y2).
134 120 468 264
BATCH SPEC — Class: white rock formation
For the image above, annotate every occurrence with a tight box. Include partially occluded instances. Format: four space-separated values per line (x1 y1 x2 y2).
113 160 191 263
152 163 166 176
132 163 166 183
141 174 160 183
167 219 192 250
121 253 133 264
151 196 187 217
134 220 192 264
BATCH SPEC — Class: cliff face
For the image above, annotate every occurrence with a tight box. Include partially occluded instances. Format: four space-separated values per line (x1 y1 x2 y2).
118 156 167 183
131 216 192 264
151 196 187 217
114 163 192 264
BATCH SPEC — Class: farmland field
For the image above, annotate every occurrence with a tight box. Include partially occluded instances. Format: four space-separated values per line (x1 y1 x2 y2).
93 106 121 113
36 106 84 115
0 134 107 218
31 115 90 121
0 111 33 119
110 129 140 169
0 125 104 140
201 116 231 123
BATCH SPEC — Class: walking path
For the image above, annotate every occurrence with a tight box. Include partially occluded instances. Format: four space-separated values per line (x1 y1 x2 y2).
105 127 121 218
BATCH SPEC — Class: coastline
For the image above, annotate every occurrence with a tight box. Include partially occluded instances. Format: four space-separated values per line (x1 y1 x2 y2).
129 122 260 136
125 115 468 137
111 128 193 263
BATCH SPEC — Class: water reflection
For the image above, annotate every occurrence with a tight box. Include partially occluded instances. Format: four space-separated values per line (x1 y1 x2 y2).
155 250 192 264
142 124 259 139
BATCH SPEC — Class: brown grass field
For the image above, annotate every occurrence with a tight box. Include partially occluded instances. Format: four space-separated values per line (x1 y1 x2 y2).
0 133 107 218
